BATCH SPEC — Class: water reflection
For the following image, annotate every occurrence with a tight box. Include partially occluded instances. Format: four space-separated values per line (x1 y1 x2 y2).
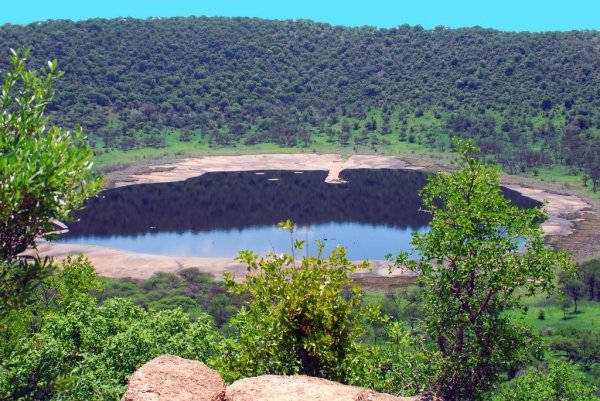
57 169 540 259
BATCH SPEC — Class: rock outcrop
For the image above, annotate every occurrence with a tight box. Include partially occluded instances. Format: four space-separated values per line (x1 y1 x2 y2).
226 375 416 401
121 355 225 401
122 356 418 401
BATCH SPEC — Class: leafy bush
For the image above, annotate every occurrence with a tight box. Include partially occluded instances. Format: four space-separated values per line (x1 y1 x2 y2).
549 328 600 370
493 361 600 401
220 221 379 383
0 257 222 401
0 49 101 316
538 309 545 320
358 321 440 396
97 268 242 327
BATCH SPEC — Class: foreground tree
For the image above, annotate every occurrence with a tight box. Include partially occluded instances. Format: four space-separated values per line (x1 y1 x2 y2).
222 221 379 383
0 49 102 315
393 140 573 400
0 50 224 400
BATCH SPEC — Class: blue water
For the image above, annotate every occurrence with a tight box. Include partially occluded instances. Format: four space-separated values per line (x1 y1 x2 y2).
59 222 429 260
56 169 539 260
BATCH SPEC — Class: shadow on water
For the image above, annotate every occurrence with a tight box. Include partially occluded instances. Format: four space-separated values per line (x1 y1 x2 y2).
57 169 541 259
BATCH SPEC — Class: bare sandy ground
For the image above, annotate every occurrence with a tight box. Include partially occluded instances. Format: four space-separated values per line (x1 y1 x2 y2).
36 242 248 280
37 153 592 280
110 154 420 187
35 241 413 281
503 184 592 237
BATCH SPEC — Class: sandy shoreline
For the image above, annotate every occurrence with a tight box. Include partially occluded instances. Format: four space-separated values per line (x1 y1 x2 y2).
109 154 420 188
503 184 591 237
38 153 594 280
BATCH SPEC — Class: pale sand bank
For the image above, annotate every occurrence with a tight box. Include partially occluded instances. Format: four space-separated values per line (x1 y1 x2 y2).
38 154 590 280
35 242 413 281
36 242 247 280
504 184 592 237
112 154 421 187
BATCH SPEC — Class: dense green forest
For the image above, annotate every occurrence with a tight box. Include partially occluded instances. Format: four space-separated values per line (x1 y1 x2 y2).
1 17 600 185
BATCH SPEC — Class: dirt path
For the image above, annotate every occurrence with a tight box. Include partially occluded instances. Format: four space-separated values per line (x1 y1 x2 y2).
38 153 597 280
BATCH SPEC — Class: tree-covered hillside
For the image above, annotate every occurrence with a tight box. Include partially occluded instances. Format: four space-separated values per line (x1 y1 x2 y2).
1 17 599 181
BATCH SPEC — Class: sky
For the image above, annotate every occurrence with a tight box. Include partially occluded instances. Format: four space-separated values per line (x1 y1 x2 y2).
1 0 599 32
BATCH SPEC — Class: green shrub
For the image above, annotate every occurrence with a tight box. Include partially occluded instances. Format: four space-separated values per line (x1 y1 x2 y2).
220 221 379 383
493 361 600 401
97 269 242 327
0 257 222 401
0 49 102 316
357 321 440 396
